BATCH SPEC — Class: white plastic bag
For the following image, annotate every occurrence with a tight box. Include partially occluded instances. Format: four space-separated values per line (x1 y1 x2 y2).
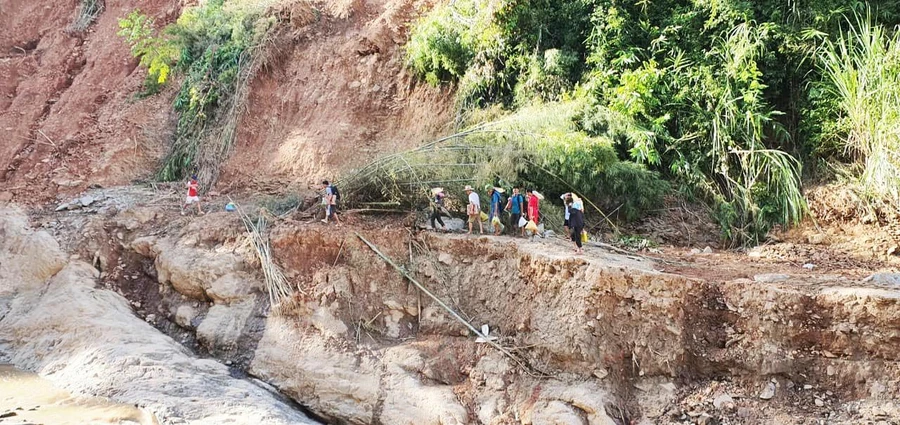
518 216 527 227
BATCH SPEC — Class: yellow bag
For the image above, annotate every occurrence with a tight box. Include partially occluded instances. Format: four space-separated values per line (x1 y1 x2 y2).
525 220 538 232
491 216 501 226
480 211 489 222
581 231 589 243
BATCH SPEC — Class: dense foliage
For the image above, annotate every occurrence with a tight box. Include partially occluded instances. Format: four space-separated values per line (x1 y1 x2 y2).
119 1 278 184
406 0 900 244
339 102 667 225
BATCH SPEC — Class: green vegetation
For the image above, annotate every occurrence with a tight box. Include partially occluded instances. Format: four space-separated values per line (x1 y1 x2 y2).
405 0 900 245
339 101 667 229
819 12 900 204
118 1 279 184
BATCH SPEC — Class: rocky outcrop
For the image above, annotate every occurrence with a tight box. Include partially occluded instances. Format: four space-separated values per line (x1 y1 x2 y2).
0 209 317 425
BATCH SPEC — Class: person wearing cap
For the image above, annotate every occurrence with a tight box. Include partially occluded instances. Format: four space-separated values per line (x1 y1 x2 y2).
487 186 504 235
182 175 204 216
464 185 483 235
505 187 525 237
430 188 449 232
568 195 585 254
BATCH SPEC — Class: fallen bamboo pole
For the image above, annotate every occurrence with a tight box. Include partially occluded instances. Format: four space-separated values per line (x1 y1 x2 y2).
355 232 544 375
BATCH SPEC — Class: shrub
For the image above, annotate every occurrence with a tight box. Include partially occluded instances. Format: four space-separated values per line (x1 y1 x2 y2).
117 10 178 86
119 1 279 184
819 11 900 204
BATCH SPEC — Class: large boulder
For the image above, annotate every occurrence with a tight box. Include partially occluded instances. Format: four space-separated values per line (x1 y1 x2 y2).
0 209 317 425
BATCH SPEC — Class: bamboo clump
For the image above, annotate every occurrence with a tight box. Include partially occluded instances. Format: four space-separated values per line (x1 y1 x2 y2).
234 202 299 312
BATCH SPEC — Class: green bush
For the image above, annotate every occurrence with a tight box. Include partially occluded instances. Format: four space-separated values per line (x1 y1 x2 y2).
119 1 278 183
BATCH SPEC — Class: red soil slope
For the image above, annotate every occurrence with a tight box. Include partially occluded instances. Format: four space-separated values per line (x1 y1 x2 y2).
0 0 452 203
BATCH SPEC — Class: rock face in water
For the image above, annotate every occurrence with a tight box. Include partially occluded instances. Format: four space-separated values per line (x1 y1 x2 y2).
0 208 317 425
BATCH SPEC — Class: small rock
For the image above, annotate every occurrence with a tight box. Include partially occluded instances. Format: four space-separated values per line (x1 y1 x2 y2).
55 203 70 212
759 381 777 400
808 233 826 244
803 384 813 390
592 368 608 379
748 249 763 259
0 412 17 418
698 413 718 425
802 263 816 270
690 248 702 255
544 230 556 239
702 246 713 254
713 393 735 410
815 398 825 407
116 232 124 240
225 360 233 366
754 273 790 283
862 273 900 287
175 305 198 328
146 314 157 323
79 195 96 207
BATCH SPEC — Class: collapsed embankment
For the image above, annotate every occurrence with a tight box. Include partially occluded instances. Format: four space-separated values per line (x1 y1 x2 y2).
3 193 900 424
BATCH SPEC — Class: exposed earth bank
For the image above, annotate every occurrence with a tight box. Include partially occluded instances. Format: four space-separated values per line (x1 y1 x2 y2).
2 189 900 424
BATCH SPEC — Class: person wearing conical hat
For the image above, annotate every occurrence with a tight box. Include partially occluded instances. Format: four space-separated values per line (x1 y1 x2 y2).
430 188 449 232
464 185 483 235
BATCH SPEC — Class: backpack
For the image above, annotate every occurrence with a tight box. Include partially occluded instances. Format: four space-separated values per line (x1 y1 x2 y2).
331 185 341 202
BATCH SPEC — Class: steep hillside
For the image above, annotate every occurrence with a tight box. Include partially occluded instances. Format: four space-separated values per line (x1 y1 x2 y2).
220 0 453 190
0 0 453 202
0 0 178 203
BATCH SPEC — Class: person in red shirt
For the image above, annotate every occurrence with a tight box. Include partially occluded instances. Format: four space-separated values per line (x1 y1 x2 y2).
525 188 540 224
182 175 204 216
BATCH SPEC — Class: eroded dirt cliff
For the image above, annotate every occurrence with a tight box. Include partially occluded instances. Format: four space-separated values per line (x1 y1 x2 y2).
4 188 899 424
0 0 451 203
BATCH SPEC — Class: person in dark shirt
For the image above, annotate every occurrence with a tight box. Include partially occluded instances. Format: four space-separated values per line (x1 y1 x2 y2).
430 188 449 231
568 195 586 254
505 187 525 237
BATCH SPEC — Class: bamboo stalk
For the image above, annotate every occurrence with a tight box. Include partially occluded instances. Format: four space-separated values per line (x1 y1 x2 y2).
355 232 545 376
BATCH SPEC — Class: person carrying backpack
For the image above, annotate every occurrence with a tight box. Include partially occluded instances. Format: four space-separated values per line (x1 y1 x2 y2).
430 188 449 232
321 180 341 225
505 187 525 237
568 195 586 254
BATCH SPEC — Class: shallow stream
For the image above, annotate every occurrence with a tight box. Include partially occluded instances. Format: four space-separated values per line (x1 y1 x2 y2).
0 365 158 425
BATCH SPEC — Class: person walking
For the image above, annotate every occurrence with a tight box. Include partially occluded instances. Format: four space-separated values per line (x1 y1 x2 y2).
560 193 573 234
464 185 483 235
505 187 525 236
321 180 341 225
525 189 540 225
430 188 449 231
181 175 204 216
487 187 504 235
568 195 586 254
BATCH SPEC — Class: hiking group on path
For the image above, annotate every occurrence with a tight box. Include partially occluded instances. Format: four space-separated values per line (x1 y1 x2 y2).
181 175 585 253
432 185 588 254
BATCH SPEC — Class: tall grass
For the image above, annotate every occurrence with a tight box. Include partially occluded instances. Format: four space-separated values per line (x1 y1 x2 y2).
820 11 900 204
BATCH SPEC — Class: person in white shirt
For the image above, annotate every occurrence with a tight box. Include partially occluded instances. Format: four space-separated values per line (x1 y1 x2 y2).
464 185 483 235
560 193 573 234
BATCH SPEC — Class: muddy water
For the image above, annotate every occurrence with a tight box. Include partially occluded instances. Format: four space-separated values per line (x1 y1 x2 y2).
0 365 158 425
